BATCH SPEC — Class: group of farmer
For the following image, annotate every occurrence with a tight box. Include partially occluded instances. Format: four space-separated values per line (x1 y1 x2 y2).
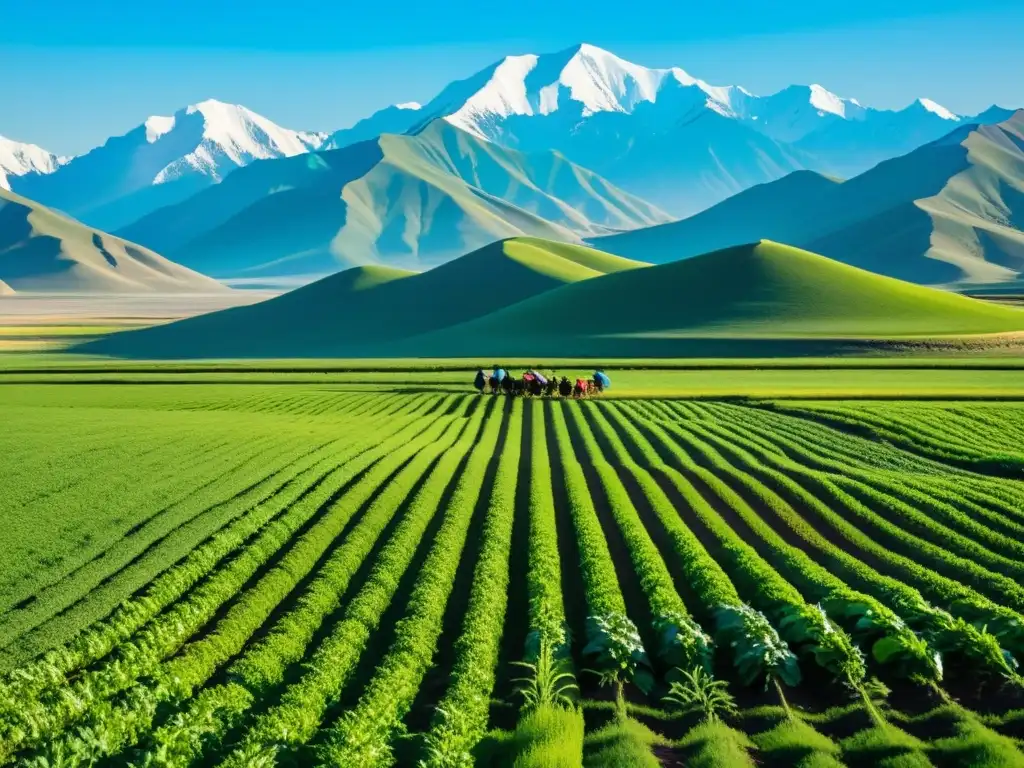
473 368 611 398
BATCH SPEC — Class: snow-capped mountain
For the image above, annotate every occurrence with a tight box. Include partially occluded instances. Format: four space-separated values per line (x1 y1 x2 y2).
421 43 751 140
365 43 990 215
12 99 326 231
412 44 964 146
0 135 66 190
794 97 964 178
735 84 868 142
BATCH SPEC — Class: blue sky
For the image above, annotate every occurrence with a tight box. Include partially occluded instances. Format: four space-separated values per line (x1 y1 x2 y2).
2 0 1022 155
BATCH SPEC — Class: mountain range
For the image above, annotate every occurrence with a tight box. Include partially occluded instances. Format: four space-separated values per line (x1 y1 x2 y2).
6 44 1011 229
80 237 1024 359
317 44 1005 215
115 119 669 279
11 100 326 232
596 110 1024 288
1 43 1019 289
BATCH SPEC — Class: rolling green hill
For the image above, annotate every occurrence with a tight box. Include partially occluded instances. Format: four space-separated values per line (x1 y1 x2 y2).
589 170 842 262
594 111 1024 288
118 120 669 281
81 238 645 358
0 188 225 293
407 240 1024 358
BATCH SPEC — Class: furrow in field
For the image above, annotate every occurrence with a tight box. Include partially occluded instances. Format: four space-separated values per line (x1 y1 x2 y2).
663 403 1024 610
633 405 1024 665
596 402 867 694
0 399 451 761
691 404 1024 571
122 405 481 767
418 399 524 764
0 434 308 643
0 394 441 676
217 398 501 766
705 403 1024 533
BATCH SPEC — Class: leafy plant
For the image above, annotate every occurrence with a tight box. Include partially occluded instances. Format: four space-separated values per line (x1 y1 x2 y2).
778 603 866 690
662 666 737 723
512 638 578 711
824 597 941 685
583 612 655 694
714 604 800 692
417 706 474 768
653 612 714 674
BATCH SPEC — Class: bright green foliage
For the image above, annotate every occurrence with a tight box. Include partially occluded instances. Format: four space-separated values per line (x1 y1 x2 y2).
2 384 1024 767
714 604 801 690
512 638 579 712
583 713 664 768
675 720 757 768
662 666 738 723
510 705 585 768
751 717 844 768
583 612 655 694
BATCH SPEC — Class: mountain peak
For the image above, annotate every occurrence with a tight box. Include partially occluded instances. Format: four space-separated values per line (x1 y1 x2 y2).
806 83 863 118
394 102 422 110
144 115 176 143
914 97 959 120
0 134 65 190
141 99 326 176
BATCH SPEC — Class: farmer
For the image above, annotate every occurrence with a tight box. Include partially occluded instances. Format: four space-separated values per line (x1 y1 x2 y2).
593 370 611 392
473 369 486 393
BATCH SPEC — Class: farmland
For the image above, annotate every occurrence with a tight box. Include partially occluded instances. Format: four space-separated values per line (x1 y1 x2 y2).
1 378 1024 767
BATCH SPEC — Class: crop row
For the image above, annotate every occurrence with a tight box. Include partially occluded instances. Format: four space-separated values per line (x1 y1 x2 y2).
0 393 439 716
211 399 497 765
312 400 507 765
644 402 1022 676
126 398 485 766
1 396 453 763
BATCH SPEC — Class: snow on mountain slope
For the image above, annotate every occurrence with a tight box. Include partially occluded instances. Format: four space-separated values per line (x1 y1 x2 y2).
0 135 66 190
11 99 326 231
152 99 326 182
414 43 965 150
795 97 965 178
387 43 987 214
425 43 751 139
737 84 868 142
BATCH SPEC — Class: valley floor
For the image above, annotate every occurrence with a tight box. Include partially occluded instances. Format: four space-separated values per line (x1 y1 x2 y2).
0 291 276 351
0 371 1023 766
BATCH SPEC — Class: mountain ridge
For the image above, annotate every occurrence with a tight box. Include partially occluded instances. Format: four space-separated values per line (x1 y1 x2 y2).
10 99 326 232
118 119 670 280
595 110 1024 287
0 187 226 293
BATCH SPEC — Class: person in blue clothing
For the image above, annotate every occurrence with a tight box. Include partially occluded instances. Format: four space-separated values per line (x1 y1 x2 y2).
593 370 611 392
489 367 506 394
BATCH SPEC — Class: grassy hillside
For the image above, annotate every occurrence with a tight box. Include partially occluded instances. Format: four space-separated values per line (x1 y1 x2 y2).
82 237 644 357
591 171 842 262
408 241 1024 357
595 111 1024 288
119 120 669 281
0 188 225 294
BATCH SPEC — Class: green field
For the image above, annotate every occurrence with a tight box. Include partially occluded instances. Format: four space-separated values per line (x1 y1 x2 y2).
1 371 1023 767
